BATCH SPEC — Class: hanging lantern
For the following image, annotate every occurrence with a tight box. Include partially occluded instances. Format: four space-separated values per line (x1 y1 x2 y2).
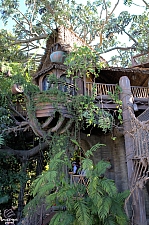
50 51 66 63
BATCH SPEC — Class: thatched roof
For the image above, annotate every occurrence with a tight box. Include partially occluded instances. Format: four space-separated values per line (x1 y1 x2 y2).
98 66 149 86
33 26 106 80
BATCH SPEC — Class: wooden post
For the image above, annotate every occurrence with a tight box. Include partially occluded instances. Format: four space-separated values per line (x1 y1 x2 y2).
119 76 134 184
147 78 149 106
119 76 147 225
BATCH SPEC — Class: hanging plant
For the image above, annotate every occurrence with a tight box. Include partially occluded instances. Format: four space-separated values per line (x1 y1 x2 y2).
64 45 106 78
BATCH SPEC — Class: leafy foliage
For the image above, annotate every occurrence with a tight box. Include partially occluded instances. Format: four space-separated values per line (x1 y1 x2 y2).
0 194 9 204
64 45 106 77
24 145 129 225
1 0 148 66
0 153 22 209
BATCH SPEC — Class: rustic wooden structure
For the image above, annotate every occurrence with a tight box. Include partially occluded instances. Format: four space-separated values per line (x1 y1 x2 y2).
16 26 149 224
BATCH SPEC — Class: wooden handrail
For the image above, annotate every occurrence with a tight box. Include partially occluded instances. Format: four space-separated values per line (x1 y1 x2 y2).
131 86 148 98
86 82 117 96
86 82 149 99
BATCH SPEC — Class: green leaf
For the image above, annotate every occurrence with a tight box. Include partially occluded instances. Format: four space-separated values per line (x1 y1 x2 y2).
74 200 92 225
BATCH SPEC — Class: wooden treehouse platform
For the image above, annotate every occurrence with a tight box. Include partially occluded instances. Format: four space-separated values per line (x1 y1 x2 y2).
14 82 149 118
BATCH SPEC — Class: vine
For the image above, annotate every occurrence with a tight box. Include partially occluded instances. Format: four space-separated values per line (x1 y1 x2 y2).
108 84 123 124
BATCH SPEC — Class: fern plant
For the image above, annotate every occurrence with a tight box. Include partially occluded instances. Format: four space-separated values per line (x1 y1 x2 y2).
0 134 4 147
24 145 129 225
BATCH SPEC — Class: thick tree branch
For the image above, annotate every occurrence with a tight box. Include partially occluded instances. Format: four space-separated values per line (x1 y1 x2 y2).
123 29 138 44
9 34 48 45
0 142 48 158
142 0 149 7
8 102 26 121
98 0 120 44
102 45 136 53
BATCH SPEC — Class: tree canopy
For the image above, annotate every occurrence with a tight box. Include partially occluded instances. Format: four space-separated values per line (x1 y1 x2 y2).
0 0 149 66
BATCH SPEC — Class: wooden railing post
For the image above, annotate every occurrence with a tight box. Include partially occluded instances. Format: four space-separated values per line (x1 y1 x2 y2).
119 76 147 225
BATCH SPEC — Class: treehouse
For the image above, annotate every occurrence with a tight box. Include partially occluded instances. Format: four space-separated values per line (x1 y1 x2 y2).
13 26 149 224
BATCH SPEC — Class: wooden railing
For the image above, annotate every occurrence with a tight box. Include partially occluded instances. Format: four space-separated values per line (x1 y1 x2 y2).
69 172 88 186
86 82 149 99
131 86 148 98
86 82 117 96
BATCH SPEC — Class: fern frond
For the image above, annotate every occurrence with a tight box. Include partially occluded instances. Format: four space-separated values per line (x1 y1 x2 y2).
116 190 130 204
32 170 57 196
87 176 99 194
70 139 81 149
44 170 57 183
115 214 128 225
31 174 47 196
49 212 74 225
37 182 56 198
49 151 65 170
94 160 111 176
97 196 112 220
46 192 57 206
110 193 129 225
82 158 93 173
57 185 76 202
104 216 117 225
0 134 4 146
85 143 105 158
49 211 74 225
100 178 117 196
94 193 103 208
74 199 92 225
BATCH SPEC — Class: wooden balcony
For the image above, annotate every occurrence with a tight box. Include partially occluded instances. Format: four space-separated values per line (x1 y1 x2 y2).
86 82 149 110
